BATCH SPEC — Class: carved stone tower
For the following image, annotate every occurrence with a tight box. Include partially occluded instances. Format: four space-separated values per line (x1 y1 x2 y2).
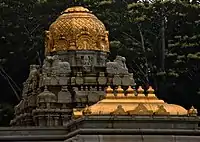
10 6 135 127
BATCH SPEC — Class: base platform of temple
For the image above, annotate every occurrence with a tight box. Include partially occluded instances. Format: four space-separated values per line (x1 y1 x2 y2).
1 116 200 142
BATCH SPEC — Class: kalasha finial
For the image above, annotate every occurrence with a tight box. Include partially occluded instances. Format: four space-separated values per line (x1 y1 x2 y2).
137 86 145 97
106 86 113 93
147 86 156 98
147 86 154 93
126 86 135 97
137 86 144 93
105 86 115 98
116 86 125 97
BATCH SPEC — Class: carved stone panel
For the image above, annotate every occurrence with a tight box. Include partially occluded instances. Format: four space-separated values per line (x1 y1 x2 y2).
122 74 132 86
59 77 69 85
113 75 122 86
57 86 72 104
106 56 129 75
98 72 107 85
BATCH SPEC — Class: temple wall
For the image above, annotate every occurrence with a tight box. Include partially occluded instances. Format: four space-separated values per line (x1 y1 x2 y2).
0 127 200 142
65 135 200 142
0 127 67 142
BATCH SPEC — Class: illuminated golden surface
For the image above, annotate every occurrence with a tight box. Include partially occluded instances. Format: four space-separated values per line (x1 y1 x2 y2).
45 6 109 54
73 86 189 118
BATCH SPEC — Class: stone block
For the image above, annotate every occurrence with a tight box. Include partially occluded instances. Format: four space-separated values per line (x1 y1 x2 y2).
175 136 200 142
84 77 97 85
51 77 59 85
59 77 69 85
143 135 174 142
75 77 84 85
122 75 132 86
113 75 122 85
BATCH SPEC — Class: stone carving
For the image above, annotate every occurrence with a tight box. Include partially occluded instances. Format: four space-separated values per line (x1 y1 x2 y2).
122 74 135 86
106 56 128 74
42 56 53 76
75 55 94 72
37 86 56 109
14 100 23 115
81 56 93 72
98 55 106 66
42 55 71 77
28 94 36 107
97 72 107 85
76 56 82 65
82 56 91 66
50 77 59 85
75 72 84 85
87 87 104 103
27 65 39 91
58 86 72 104
51 55 71 76
113 75 122 85
59 77 69 85
129 73 135 86
45 30 54 54
22 82 28 97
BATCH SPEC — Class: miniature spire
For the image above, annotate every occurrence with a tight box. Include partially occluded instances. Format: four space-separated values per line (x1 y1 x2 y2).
188 106 198 116
44 86 48 92
105 86 115 98
137 86 145 97
126 86 135 97
147 86 156 98
116 86 125 97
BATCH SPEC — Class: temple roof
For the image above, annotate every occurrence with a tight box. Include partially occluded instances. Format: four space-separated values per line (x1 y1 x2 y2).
45 6 109 54
73 86 196 118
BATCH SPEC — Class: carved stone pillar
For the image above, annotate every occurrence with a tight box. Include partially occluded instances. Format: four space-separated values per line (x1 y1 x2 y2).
38 116 46 126
47 114 54 126
54 116 60 126
61 114 70 126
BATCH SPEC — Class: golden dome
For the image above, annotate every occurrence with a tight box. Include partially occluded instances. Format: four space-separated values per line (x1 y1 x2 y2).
45 6 109 54
73 86 189 118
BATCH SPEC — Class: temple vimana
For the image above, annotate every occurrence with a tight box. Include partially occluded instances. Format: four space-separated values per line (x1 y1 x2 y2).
0 6 200 142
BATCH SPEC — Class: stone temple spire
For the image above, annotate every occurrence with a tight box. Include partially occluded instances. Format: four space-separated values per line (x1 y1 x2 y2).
10 6 135 127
